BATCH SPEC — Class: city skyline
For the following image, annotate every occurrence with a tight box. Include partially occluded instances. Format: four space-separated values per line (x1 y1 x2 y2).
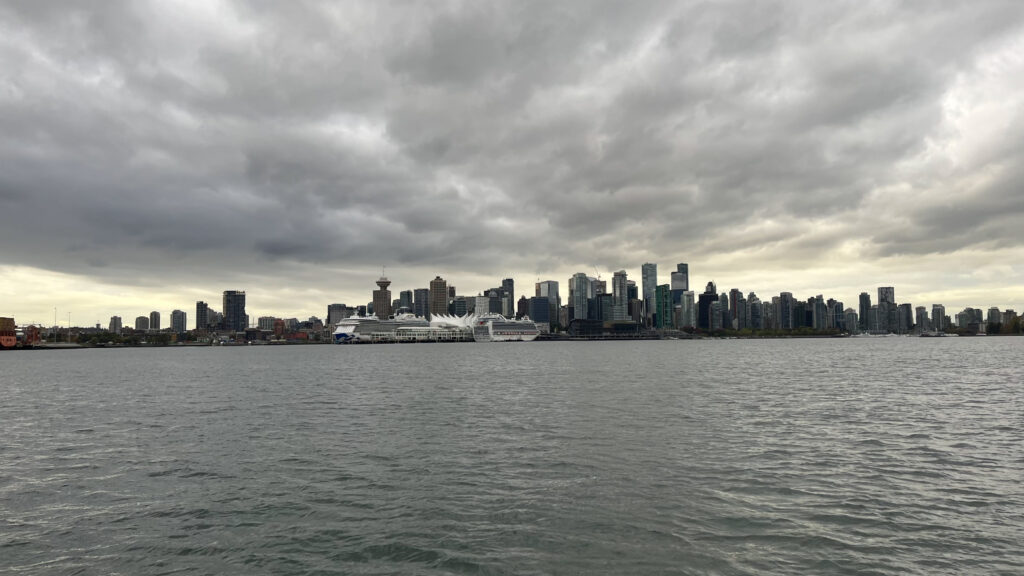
2 3 1024 323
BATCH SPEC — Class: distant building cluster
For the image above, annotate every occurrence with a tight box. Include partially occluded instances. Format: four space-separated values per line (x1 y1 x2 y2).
325 263 1019 337
17 263 1019 345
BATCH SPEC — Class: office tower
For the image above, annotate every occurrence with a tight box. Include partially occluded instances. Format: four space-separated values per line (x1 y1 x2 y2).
223 290 247 331
858 292 871 331
529 296 551 324
896 303 913 333
449 296 468 316
933 303 946 330
517 296 529 319
501 278 514 317
612 270 628 321
108 316 122 334
877 286 895 332
571 273 589 320
429 276 448 318
196 301 209 331
413 288 430 319
536 280 560 326
373 276 393 319
171 310 186 334
682 291 696 328
448 286 456 299
149 311 160 332
697 281 718 330
655 284 672 328
135 316 149 331
626 280 638 301
915 306 929 332
327 303 349 326
398 291 413 312
642 263 657 322
670 272 687 306
675 263 689 292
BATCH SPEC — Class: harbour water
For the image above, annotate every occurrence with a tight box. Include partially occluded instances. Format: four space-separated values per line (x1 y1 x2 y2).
1 338 1021 575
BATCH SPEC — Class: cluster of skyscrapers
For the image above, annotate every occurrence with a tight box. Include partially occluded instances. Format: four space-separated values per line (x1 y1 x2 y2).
98 264 1017 338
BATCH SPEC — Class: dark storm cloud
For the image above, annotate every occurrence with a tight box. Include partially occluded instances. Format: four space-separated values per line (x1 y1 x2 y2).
2 0 1024 295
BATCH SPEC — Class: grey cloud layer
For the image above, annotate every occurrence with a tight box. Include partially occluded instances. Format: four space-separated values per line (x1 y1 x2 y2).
2 1 1023 290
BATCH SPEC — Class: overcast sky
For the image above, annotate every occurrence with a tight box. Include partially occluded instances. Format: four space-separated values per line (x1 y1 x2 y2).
2 1 1023 327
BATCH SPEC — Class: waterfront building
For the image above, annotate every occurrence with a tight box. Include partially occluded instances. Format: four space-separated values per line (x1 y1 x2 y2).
747 293 762 330
223 290 247 331
327 303 350 325
710 301 722 331
858 292 871 331
844 308 858 332
571 273 589 320
414 288 430 319
932 304 946 332
682 290 696 328
171 310 186 334
149 311 160 332
655 284 672 329
529 296 550 324
612 270 628 321
449 296 469 316
429 276 448 319
372 276 393 319
987 307 1001 326
517 296 529 319
135 316 149 331
196 301 209 331
108 316 122 334
697 282 718 330
536 280 560 327
398 291 413 312
257 316 275 331
642 263 657 323
501 278 515 317
777 292 795 330
897 303 913 333
915 306 929 333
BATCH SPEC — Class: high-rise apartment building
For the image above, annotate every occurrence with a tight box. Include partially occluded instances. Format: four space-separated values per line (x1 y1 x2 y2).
655 284 672 328
171 310 186 334
108 316 122 334
196 301 209 331
429 276 448 318
134 316 149 331
149 311 160 332
223 290 247 332
373 277 393 319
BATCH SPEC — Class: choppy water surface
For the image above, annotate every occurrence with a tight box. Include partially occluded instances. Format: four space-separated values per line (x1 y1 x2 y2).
1 338 1022 575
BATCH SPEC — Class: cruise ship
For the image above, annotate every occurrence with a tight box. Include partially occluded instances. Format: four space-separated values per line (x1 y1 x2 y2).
471 313 541 342
333 313 472 343
333 313 429 343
